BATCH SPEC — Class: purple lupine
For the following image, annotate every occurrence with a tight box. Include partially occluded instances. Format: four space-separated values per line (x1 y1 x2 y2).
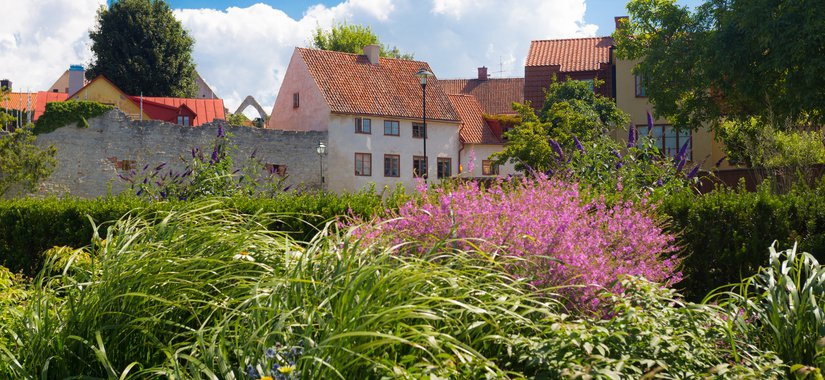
573 135 585 154
646 111 654 135
548 138 565 162
627 123 637 148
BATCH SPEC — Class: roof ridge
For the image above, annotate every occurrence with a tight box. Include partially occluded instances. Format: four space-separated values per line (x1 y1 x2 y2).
296 46 429 65
530 36 612 43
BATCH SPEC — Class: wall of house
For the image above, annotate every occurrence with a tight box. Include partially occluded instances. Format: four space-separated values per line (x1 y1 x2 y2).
267 50 331 131
326 114 462 193
33 110 327 198
70 81 148 120
460 144 517 177
614 58 726 169
524 65 614 113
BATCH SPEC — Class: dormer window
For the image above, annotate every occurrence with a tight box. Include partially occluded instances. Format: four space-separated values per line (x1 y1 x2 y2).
177 115 191 126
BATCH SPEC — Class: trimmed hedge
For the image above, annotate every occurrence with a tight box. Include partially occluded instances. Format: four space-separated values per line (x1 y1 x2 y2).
33 101 112 134
661 182 825 301
0 191 391 277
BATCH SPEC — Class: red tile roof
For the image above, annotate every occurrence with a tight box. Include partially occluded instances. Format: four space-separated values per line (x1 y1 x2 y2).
297 47 460 122
138 96 226 126
2 91 69 120
447 94 501 145
525 37 614 72
440 78 524 115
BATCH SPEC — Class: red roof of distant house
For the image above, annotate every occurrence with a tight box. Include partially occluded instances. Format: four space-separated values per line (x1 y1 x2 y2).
2 91 69 121
447 94 501 145
525 37 614 72
297 47 460 122
440 78 524 115
138 96 225 126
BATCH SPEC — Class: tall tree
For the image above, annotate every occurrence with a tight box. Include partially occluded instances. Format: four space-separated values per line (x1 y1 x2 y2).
87 0 198 97
614 0 825 131
312 22 413 59
0 90 57 196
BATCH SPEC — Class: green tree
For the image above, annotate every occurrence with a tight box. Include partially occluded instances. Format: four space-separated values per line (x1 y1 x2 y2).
614 0 825 131
0 92 57 196
87 0 198 97
312 22 413 59
493 79 628 173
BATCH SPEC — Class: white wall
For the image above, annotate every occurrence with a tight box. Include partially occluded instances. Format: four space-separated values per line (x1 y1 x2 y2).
267 50 331 131
326 114 462 193
460 144 517 177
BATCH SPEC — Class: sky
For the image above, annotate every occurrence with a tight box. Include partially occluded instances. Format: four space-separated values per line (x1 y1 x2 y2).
0 0 703 117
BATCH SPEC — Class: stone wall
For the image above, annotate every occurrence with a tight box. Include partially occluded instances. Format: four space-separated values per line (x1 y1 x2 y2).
34 110 328 198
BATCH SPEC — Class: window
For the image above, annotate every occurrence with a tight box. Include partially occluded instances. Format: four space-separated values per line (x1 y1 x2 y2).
636 124 692 160
384 154 400 177
413 156 427 178
412 123 426 138
482 160 500 175
293 92 300 108
355 117 371 134
354 153 372 176
635 74 647 97
384 120 399 136
579 79 595 92
177 115 190 126
437 157 452 179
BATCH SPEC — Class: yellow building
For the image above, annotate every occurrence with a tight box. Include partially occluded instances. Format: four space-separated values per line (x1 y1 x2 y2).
69 76 150 120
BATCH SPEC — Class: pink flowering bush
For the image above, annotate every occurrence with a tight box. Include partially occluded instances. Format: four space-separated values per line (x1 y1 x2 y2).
355 176 681 312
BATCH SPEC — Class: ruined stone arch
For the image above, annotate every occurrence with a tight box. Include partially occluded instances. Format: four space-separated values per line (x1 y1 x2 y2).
234 95 268 123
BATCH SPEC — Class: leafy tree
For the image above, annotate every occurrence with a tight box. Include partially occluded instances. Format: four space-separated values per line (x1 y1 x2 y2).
614 0 825 131
312 22 413 59
87 0 198 97
0 92 57 196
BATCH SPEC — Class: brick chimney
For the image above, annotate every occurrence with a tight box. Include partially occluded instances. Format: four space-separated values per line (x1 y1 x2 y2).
68 64 85 96
477 66 488 80
0 79 11 92
364 44 380 65
615 16 629 32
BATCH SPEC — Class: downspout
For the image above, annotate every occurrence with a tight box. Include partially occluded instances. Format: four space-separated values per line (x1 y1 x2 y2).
458 122 465 175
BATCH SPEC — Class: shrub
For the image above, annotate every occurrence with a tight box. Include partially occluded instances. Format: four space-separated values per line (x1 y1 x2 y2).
354 176 681 313
33 101 112 134
707 243 825 377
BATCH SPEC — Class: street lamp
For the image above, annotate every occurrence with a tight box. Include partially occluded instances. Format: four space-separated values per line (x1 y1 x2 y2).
316 141 326 188
415 68 433 182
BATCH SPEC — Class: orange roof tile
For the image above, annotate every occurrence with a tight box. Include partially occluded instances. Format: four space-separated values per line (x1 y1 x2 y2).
525 37 614 72
138 96 226 126
2 91 69 120
440 78 524 115
297 47 460 122
447 94 501 145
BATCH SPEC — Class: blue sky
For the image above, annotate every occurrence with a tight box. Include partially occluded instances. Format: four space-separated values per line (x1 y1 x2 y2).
2 0 704 115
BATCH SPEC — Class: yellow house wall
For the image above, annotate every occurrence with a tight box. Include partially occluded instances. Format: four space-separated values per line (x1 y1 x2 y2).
70 80 149 120
614 58 726 169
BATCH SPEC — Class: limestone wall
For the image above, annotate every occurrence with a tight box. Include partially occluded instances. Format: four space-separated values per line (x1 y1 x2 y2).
34 110 328 198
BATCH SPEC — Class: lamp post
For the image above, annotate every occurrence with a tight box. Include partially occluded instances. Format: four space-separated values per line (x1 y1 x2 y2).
316 141 326 188
415 68 433 182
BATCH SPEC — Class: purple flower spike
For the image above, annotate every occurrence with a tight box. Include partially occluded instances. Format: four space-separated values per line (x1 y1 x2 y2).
155 162 166 171
675 156 686 174
217 125 225 138
615 161 624 169
686 163 701 180
674 139 690 164
548 138 565 162
573 135 585 154
545 168 555 176
627 123 637 148
191 148 196 158
210 150 219 163
715 155 727 168
656 178 663 187
646 111 654 135
612 149 622 160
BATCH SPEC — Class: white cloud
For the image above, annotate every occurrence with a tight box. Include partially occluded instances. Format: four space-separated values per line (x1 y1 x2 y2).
1 0 597 115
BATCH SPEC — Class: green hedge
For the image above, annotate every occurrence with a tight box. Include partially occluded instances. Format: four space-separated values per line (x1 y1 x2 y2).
661 182 825 301
0 192 391 277
33 101 112 134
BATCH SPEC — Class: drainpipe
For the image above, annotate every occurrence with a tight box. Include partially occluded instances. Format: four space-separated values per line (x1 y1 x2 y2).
458 124 465 176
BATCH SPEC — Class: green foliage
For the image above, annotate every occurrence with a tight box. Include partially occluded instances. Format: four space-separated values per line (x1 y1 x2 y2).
33 100 112 134
514 276 784 379
0 124 57 197
312 22 413 59
707 244 825 376
718 118 825 168
87 0 198 97
615 0 825 131
661 181 825 301
226 112 251 126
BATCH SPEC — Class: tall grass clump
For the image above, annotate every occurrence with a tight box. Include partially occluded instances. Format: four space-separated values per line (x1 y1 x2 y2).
354 176 681 313
707 243 825 377
0 201 558 378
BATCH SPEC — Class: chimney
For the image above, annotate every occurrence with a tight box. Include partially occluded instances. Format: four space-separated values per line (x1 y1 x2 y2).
364 44 380 65
0 79 11 92
615 16 629 32
477 66 488 80
68 64 85 95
